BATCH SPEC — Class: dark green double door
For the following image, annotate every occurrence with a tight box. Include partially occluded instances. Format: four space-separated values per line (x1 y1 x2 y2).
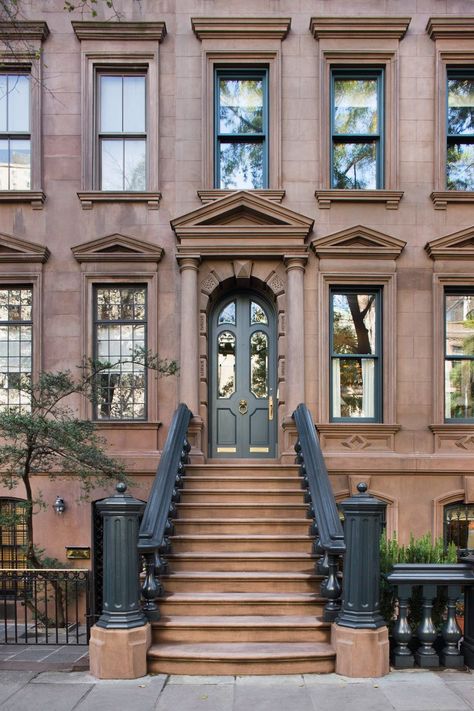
210 293 277 458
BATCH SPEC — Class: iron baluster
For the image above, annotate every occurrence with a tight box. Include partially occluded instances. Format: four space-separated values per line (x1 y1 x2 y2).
440 585 463 668
392 585 414 668
415 584 439 667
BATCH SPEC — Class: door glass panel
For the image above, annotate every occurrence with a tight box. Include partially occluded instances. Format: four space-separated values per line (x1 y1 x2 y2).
217 331 236 398
218 301 236 325
250 301 268 325
250 331 268 398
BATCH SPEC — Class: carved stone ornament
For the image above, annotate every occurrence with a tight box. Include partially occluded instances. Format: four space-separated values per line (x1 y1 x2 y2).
341 434 371 450
200 272 220 295
455 435 474 451
233 260 253 280
267 272 285 295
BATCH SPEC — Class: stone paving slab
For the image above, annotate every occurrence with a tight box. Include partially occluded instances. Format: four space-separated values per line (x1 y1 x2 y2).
0 681 91 711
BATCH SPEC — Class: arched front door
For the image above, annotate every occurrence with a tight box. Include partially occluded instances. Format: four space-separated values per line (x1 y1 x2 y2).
210 292 277 458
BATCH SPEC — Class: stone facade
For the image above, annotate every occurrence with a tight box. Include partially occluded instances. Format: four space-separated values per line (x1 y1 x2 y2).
0 0 474 565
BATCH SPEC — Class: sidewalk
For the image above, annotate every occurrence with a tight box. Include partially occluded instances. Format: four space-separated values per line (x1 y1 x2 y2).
0 669 473 711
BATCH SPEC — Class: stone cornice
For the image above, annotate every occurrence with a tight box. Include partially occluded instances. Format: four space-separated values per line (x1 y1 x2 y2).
0 232 49 263
310 16 410 40
0 191 45 209
425 226 474 260
191 17 291 41
72 233 163 263
198 189 285 205
0 21 49 42
427 16 474 40
312 225 406 260
77 191 161 210
72 21 167 42
430 191 474 210
315 190 403 210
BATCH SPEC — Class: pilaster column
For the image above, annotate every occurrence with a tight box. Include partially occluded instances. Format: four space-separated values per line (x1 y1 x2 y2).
178 255 200 414
284 256 307 414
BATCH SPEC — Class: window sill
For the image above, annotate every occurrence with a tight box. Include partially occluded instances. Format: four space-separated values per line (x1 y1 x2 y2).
198 189 285 204
430 424 474 453
0 191 46 209
430 191 474 210
77 191 161 210
316 423 400 453
315 189 403 210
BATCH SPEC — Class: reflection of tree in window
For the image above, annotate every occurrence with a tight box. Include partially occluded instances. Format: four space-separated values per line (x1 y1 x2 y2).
251 331 268 399
447 76 474 191
444 502 474 552
217 331 235 398
445 293 474 419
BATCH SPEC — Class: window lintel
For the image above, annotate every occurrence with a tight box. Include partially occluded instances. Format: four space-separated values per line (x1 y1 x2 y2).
192 17 291 41
310 17 410 40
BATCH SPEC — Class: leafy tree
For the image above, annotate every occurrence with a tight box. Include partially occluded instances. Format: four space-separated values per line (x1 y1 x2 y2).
0 351 177 569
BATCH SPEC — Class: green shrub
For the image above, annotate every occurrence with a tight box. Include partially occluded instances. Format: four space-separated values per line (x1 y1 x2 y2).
380 532 457 630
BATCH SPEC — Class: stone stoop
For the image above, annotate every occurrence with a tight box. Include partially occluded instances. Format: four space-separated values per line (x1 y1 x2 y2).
146 463 336 675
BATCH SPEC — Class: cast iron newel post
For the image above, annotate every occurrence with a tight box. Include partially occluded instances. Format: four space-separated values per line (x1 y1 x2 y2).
95 482 147 630
332 482 390 677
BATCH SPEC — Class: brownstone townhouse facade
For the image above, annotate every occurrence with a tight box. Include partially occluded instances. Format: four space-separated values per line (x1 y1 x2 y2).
1 0 474 651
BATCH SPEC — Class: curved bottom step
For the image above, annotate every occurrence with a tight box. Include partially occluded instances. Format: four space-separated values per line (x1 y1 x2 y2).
147 641 335 675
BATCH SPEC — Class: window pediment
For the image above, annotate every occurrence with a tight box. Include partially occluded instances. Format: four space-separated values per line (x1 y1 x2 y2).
311 225 406 260
425 227 474 260
172 191 313 258
191 17 290 41
71 233 163 263
0 232 49 263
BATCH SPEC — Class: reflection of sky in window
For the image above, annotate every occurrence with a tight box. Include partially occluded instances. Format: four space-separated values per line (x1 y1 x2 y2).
447 144 474 190
219 79 263 134
333 142 377 189
0 75 30 132
219 142 263 189
334 80 378 134
448 79 474 135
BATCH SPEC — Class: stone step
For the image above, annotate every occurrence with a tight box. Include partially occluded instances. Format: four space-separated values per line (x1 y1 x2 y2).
176 502 309 519
186 464 300 478
159 592 326 617
170 534 313 553
151 615 330 644
162 571 321 593
183 476 303 491
179 489 307 504
167 552 315 572
173 518 311 535
147 641 335 675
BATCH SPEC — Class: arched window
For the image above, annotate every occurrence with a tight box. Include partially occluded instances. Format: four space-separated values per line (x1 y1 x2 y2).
0 498 28 568
444 501 474 553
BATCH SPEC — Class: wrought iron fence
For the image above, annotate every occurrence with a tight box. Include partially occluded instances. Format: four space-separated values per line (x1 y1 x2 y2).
0 568 91 645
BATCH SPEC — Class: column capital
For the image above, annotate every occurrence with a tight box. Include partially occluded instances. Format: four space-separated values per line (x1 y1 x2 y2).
177 254 201 272
284 254 308 273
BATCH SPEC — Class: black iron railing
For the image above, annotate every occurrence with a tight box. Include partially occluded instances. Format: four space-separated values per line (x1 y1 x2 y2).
387 561 474 669
138 403 192 618
0 568 90 645
293 403 346 621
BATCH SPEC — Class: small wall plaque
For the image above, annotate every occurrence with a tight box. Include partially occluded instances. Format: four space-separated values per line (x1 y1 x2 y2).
65 547 91 560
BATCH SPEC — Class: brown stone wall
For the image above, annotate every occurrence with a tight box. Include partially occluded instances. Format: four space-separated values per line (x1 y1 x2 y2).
1 0 474 558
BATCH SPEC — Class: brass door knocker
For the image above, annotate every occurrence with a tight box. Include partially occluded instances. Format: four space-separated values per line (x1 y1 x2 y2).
239 399 248 415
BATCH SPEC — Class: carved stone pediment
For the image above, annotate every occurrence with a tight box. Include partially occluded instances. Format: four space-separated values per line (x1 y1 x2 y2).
311 225 406 260
171 190 313 258
71 233 163 263
425 227 474 260
0 232 49 263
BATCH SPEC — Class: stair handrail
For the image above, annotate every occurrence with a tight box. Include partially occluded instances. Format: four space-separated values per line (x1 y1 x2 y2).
293 403 345 621
138 402 192 618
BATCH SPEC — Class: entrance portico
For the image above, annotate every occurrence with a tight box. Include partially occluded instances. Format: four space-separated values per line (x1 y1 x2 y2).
171 190 314 460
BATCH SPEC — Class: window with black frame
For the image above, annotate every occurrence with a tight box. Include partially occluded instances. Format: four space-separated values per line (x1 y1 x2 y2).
0 286 32 412
444 501 474 553
94 285 147 420
446 70 474 191
214 69 268 189
0 498 28 568
444 290 474 421
331 69 384 190
330 288 382 422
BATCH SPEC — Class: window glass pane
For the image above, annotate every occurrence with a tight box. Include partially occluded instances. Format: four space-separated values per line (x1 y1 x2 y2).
332 293 377 355
124 139 146 190
0 75 7 132
444 503 474 551
445 359 474 419
0 139 8 189
100 76 123 133
448 78 474 136
95 286 146 420
334 79 378 135
250 331 268 398
446 294 474 356
333 141 377 189
251 302 268 325
217 331 235 399
219 141 264 189
101 139 124 190
447 143 474 191
9 139 30 190
0 287 32 413
332 357 375 418
219 79 263 134
123 76 145 133
7 75 29 132
218 301 236 325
